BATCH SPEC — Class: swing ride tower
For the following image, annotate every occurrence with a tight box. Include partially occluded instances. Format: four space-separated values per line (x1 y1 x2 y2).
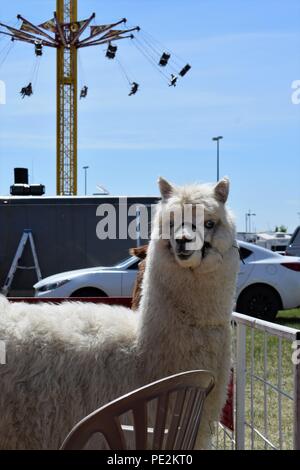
56 0 78 195
0 1 190 195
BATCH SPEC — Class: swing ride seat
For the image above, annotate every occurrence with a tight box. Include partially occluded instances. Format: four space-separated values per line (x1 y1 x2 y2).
168 74 178 87
106 43 118 60
80 86 88 99
106 51 116 59
20 83 33 98
179 64 191 77
159 52 170 67
128 82 139 96
35 43 43 57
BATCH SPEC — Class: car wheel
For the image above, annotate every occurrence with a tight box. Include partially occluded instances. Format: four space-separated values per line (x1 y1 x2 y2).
70 288 108 298
236 284 282 322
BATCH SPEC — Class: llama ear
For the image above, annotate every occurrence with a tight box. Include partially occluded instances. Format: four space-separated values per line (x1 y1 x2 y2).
158 177 173 201
214 177 230 203
129 245 148 260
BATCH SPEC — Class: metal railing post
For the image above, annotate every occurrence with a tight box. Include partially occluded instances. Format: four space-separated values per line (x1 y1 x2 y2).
235 322 246 449
293 331 300 450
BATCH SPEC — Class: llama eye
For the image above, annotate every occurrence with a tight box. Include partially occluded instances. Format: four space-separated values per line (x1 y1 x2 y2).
205 220 215 229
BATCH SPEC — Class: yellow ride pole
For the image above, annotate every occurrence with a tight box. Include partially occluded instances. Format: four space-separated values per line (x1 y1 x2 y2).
56 0 77 195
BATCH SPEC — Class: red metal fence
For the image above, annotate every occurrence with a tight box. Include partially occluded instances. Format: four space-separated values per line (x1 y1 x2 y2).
8 297 133 308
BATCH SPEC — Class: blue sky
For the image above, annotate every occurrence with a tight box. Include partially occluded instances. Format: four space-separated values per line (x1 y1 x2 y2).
0 0 299 232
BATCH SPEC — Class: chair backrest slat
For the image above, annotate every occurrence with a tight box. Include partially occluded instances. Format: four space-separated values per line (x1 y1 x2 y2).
133 401 148 450
182 390 205 449
153 392 169 450
165 389 187 449
104 416 127 450
174 388 197 450
188 392 206 449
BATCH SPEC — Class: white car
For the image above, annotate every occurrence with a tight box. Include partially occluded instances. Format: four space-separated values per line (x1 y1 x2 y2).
236 242 300 320
34 241 300 321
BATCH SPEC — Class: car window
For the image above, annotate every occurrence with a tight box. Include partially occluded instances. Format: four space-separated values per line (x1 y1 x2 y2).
127 261 140 270
239 247 253 261
115 257 133 267
290 226 300 245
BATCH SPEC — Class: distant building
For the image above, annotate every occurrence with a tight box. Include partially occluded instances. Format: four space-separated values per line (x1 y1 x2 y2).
237 231 291 252
236 232 258 243
255 232 291 252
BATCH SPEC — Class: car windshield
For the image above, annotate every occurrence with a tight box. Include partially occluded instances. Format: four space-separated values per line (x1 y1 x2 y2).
290 226 300 244
115 256 136 268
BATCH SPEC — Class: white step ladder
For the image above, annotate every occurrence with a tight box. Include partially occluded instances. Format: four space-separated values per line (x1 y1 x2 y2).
1 229 42 296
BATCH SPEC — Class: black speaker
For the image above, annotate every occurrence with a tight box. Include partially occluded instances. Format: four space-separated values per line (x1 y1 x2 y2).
14 168 28 185
10 184 30 196
29 184 45 196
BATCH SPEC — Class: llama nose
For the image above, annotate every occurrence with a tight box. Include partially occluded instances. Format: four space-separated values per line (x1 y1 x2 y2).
176 237 189 251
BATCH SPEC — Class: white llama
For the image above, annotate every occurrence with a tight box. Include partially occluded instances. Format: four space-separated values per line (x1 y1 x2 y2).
0 177 239 449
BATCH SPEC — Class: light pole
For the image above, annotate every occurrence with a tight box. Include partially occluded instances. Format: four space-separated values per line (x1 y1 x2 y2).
246 209 256 233
212 136 223 181
83 166 89 195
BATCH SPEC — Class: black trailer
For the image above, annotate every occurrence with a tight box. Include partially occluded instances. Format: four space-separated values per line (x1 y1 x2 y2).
0 195 157 296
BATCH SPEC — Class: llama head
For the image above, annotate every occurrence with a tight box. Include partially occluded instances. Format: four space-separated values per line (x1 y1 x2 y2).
155 177 236 271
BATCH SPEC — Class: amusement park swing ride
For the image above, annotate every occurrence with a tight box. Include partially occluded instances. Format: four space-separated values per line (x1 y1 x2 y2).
0 0 191 196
